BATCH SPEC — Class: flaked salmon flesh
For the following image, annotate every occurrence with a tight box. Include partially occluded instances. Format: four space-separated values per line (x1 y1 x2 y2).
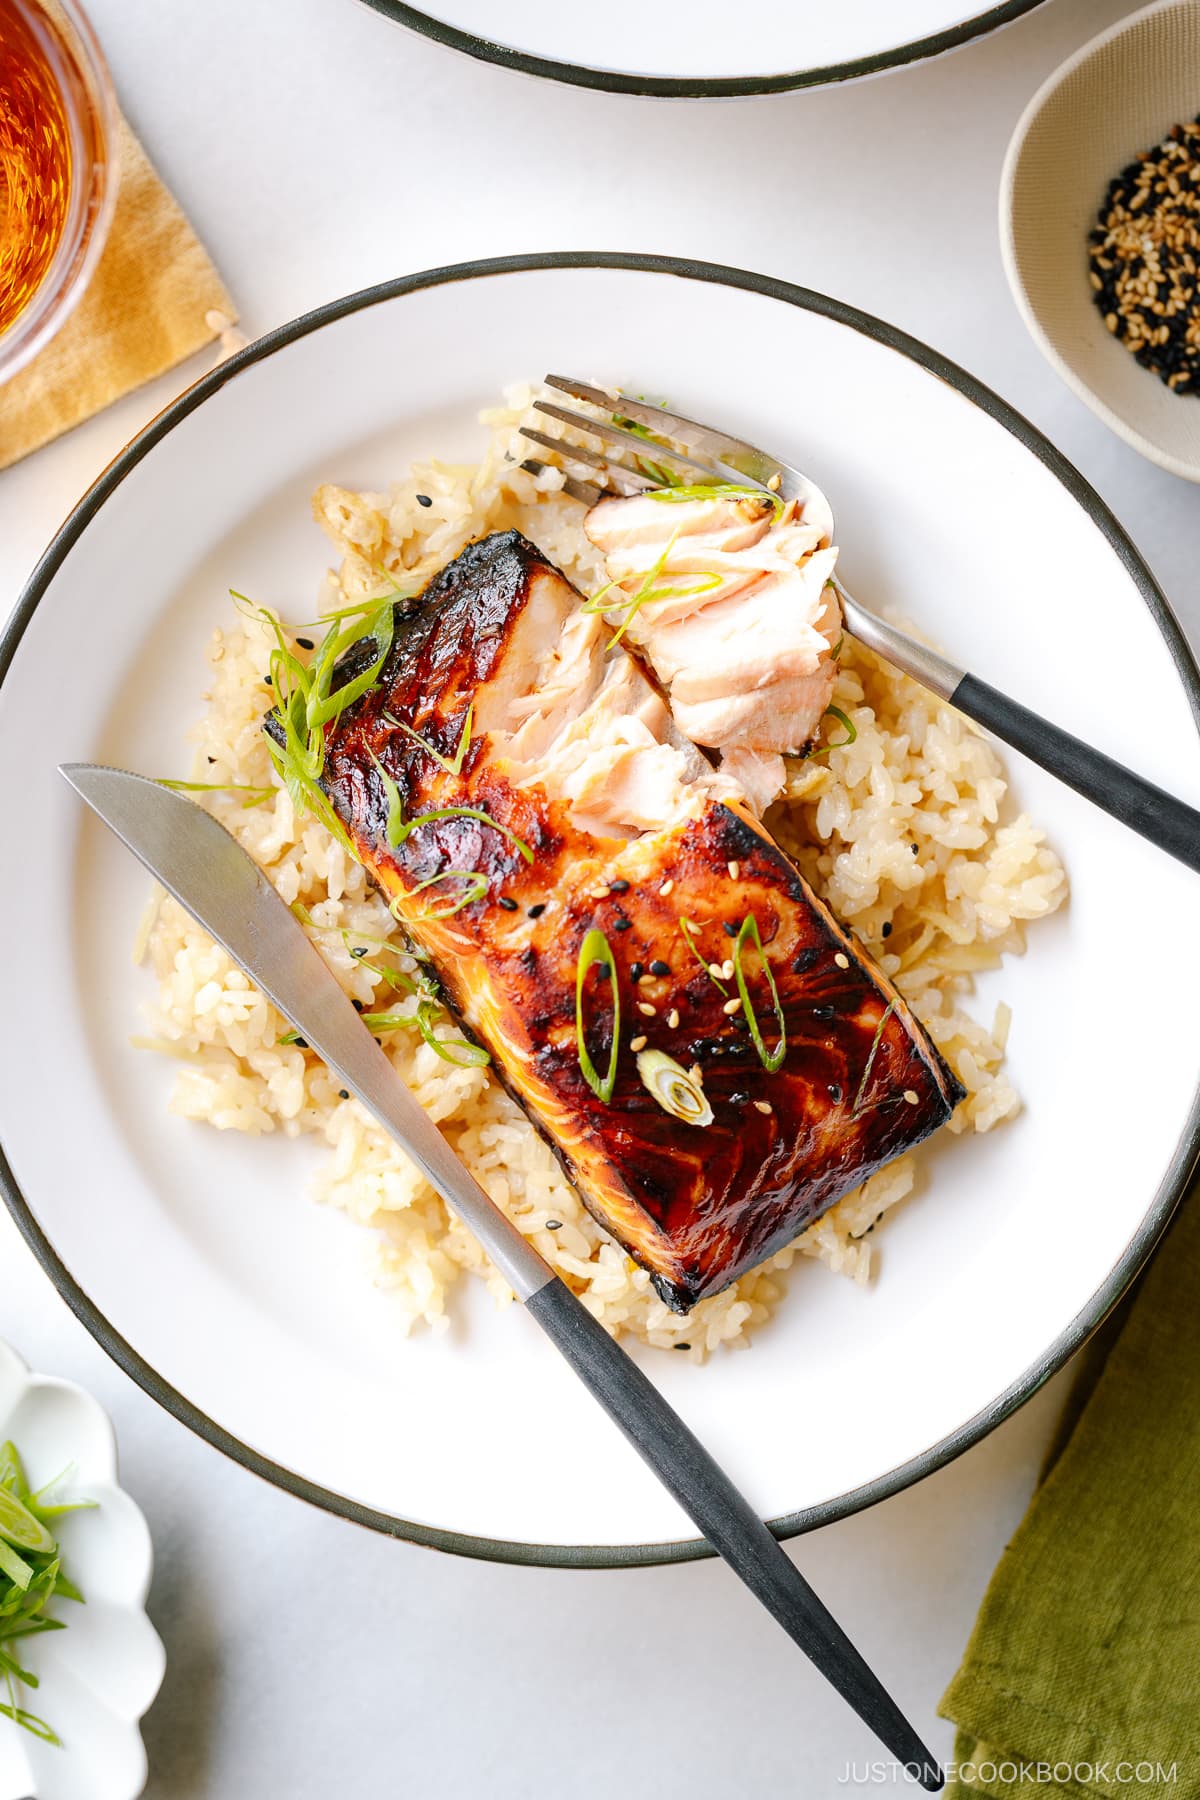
584 489 843 812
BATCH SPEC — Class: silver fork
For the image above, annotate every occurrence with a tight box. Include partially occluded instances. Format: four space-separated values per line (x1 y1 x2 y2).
521 375 1200 876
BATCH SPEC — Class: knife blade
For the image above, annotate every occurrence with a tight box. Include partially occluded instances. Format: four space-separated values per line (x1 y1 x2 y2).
61 761 942 1789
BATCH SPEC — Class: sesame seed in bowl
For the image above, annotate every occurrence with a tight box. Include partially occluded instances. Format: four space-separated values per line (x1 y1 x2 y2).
1001 0 1200 482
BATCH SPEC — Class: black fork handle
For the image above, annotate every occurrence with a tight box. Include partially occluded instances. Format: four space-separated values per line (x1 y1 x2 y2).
953 673 1200 875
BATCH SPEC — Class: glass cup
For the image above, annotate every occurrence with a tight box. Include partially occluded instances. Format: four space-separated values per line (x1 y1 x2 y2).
0 0 119 383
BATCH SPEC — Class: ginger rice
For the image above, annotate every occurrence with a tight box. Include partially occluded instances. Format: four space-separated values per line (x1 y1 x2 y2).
136 386 1068 1358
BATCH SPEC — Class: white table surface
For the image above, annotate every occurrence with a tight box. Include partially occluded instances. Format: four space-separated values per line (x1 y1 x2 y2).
2 1 1196 1791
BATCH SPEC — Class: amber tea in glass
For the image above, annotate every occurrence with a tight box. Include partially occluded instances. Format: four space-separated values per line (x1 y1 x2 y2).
0 0 116 381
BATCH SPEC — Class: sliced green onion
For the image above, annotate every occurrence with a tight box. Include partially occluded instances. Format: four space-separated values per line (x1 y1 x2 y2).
575 927 621 1103
368 749 406 848
806 705 858 760
582 527 720 649
391 869 490 920
851 999 896 1118
647 479 786 519
636 1049 713 1127
678 917 729 995
733 915 787 1074
158 779 275 808
392 702 474 775
0 1440 85 1746
391 806 533 863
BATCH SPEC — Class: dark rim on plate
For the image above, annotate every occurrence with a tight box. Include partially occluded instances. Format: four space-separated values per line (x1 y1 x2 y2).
2 252 1198 1568
356 0 1046 97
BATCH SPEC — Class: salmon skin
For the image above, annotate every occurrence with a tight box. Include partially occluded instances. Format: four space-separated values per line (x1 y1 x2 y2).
268 529 965 1312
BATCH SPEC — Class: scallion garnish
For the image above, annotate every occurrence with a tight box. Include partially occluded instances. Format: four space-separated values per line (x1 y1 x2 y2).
805 705 858 760
0 1441 92 1745
575 927 620 1103
391 869 490 920
158 779 275 808
583 530 721 649
679 917 729 994
850 999 896 1117
636 1049 713 1127
647 479 786 520
392 703 474 776
368 749 407 848
732 915 787 1073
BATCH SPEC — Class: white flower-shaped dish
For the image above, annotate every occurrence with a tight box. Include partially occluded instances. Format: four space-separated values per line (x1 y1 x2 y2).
0 1340 164 1800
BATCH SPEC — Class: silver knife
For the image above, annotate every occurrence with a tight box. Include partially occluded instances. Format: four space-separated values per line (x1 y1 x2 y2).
62 762 942 1790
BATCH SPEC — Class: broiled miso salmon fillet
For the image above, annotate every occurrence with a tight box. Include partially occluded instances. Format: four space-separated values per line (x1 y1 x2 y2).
271 528 964 1312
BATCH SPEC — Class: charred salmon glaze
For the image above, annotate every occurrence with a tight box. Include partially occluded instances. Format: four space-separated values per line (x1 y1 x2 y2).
269 529 964 1312
584 488 842 816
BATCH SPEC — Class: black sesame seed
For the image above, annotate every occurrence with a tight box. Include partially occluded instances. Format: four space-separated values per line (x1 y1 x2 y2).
813 1004 835 1021
828 1083 843 1102
723 920 739 937
881 921 893 939
729 1091 750 1105
295 636 314 650
673 1342 692 1351
338 1089 349 1099
416 493 433 508
263 675 272 685
608 878 630 893
613 917 632 931
527 902 546 919
546 1219 563 1231
650 959 670 977
207 754 216 764
497 895 518 911
630 962 645 982
792 947 820 973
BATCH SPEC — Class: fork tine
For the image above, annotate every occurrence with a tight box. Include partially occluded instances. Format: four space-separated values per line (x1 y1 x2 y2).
544 376 782 488
531 400 734 487
519 426 655 492
519 458 605 508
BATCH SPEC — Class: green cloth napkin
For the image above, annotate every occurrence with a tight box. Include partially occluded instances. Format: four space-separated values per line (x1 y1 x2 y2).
939 1183 1200 1800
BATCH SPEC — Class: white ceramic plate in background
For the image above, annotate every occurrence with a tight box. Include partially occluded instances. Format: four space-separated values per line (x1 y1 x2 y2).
1001 0 1200 481
359 0 1046 95
0 1340 164 1800
1 254 1198 1565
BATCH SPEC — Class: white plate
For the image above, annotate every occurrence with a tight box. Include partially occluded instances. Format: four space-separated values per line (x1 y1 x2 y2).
2 254 1198 1564
362 0 1046 94
0 1339 164 1800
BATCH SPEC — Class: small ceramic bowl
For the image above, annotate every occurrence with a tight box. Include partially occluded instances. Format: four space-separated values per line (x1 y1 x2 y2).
1000 0 1200 481
0 1339 164 1800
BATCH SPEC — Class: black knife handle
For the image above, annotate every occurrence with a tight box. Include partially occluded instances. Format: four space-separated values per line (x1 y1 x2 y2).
524 1277 942 1790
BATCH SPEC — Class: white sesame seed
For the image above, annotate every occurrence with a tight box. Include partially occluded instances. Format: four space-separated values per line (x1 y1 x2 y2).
630 1035 648 1051
638 1002 657 1017
667 1009 680 1029
727 860 740 880
721 960 735 981
708 963 724 979
753 1100 773 1114
660 879 674 896
834 952 850 969
723 996 742 1016
903 1089 919 1105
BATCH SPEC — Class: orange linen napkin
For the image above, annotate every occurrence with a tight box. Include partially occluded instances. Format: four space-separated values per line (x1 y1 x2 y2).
0 116 237 470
